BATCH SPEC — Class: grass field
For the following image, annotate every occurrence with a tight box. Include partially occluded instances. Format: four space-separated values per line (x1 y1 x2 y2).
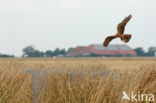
0 58 156 103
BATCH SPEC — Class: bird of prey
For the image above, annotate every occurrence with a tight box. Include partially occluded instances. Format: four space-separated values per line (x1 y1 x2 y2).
103 15 132 47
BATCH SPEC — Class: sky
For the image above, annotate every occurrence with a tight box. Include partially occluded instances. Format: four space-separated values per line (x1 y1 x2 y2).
0 0 156 56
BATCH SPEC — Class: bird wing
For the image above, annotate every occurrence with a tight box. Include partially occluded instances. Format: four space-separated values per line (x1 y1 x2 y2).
103 36 116 47
117 15 132 35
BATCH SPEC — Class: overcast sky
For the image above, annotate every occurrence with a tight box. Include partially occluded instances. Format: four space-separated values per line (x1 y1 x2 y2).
0 0 156 56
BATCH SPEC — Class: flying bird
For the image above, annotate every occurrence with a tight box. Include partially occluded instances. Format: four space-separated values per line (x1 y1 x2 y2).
103 15 132 47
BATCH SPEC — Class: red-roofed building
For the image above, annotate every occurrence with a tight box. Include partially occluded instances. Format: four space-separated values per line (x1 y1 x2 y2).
66 46 92 57
66 44 137 57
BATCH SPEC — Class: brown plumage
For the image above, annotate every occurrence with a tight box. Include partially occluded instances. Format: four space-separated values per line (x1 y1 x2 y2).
103 15 132 47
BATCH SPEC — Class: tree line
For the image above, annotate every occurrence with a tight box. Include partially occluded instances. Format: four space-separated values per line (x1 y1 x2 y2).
0 45 155 58
134 47 156 57
22 46 156 57
22 45 73 57
0 54 14 58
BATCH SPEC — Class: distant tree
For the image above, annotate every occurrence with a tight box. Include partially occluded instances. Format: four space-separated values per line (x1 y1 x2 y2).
28 50 41 57
23 46 35 55
146 47 156 56
134 47 145 56
45 50 53 57
53 48 60 56
67 47 74 52
0 54 14 58
59 49 66 55
40 51 44 57
23 46 42 57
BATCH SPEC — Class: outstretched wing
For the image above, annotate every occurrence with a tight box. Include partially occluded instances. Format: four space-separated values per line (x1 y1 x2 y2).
117 15 132 35
103 36 116 47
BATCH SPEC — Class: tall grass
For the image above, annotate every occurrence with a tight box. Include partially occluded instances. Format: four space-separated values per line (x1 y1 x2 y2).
0 58 156 103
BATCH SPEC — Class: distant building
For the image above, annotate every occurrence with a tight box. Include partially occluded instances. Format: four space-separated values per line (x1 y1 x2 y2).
66 46 92 57
66 44 137 57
